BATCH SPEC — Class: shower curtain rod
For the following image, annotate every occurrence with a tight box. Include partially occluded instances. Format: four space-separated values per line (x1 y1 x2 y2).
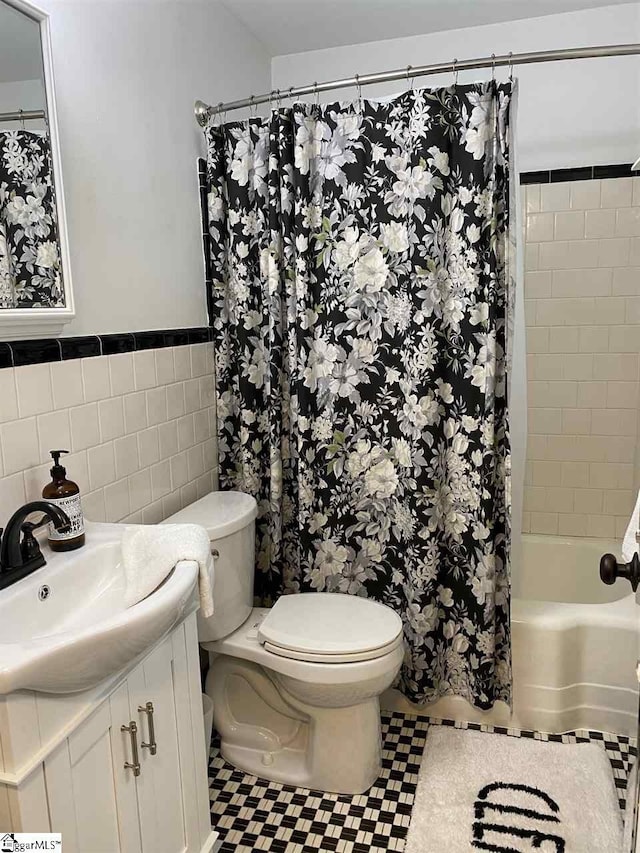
195 42 640 126
0 109 45 123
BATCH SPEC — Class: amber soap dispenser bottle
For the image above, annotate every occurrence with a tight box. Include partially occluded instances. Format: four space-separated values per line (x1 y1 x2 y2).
42 450 85 551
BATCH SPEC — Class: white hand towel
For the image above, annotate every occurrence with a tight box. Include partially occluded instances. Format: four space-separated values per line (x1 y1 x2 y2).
122 523 214 616
622 488 640 563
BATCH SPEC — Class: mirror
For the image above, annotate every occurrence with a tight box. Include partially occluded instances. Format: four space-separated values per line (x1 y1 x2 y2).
0 0 74 339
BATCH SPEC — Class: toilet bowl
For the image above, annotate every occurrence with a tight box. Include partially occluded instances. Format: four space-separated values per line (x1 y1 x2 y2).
164 492 405 794
206 598 404 793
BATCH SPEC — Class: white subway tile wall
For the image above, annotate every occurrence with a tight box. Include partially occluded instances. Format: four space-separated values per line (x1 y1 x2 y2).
523 177 640 539
0 344 218 527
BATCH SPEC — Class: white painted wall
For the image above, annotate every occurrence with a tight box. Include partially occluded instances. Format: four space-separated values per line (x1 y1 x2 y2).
36 0 271 336
272 4 640 172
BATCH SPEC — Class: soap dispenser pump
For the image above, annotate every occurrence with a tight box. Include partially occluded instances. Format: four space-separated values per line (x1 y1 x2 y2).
42 450 85 551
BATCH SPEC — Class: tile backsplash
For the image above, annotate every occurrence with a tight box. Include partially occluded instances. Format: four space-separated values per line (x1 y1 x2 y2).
0 343 217 528
523 176 640 539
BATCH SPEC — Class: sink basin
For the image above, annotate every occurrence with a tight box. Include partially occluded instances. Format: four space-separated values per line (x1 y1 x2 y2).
0 521 199 694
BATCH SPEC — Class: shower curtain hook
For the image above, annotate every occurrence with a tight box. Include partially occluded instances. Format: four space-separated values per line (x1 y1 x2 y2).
18 108 25 130
406 64 415 90
249 94 257 118
288 86 295 104
313 81 320 106
491 53 496 81
452 58 459 86
354 73 363 112
508 51 514 82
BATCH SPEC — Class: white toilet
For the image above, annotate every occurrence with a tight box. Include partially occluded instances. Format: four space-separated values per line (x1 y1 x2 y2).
164 491 404 794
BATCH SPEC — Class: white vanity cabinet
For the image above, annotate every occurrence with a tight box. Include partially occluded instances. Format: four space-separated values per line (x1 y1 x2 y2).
0 613 216 853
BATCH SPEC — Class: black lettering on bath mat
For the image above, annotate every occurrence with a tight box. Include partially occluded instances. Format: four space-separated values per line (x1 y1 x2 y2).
472 781 565 852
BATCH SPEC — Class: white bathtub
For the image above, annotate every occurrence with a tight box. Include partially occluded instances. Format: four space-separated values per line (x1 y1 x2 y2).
382 534 638 735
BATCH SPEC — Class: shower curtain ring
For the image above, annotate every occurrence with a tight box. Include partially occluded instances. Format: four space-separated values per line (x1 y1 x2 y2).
452 58 459 86
18 108 25 130
491 53 496 81
508 51 514 82
354 73 363 111
288 85 295 103
406 64 416 90
313 81 320 106
249 94 257 118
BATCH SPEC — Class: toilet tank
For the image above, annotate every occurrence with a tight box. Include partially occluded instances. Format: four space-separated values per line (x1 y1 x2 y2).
162 491 257 641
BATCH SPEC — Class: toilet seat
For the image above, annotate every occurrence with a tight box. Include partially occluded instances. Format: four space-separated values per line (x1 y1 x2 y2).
262 634 402 663
205 606 404 686
258 592 403 663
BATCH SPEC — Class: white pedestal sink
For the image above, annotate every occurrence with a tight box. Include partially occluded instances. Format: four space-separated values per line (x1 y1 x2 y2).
0 520 199 693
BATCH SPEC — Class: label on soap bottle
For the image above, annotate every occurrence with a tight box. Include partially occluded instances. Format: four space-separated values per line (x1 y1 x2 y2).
48 493 85 540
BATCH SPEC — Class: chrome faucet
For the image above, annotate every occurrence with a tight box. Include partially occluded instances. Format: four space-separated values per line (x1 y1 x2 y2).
0 501 71 590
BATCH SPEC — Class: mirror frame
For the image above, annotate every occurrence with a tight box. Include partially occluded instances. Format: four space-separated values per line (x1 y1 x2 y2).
0 0 74 340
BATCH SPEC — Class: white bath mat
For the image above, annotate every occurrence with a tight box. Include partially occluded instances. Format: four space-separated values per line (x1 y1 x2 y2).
405 726 623 853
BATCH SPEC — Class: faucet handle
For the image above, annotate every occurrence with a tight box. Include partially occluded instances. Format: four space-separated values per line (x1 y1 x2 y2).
19 515 70 567
20 522 46 567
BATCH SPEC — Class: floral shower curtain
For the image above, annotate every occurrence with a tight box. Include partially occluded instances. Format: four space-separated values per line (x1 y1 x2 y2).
205 82 516 709
0 130 63 308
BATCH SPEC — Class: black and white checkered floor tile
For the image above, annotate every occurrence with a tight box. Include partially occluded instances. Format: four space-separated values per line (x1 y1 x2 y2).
208 711 637 852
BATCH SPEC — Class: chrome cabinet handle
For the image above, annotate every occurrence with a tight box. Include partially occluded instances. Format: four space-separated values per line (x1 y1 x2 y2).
121 721 141 776
138 701 157 755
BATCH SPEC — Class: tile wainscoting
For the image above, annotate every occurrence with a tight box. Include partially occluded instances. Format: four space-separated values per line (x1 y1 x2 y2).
0 335 218 528
523 175 640 538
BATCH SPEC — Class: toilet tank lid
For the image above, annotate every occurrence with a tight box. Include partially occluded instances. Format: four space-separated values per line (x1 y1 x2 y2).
162 491 257 540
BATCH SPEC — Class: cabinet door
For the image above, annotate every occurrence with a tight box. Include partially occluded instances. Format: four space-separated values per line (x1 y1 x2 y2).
42 622 207 853
45 694 142 853
172 616 213 852
129 635 187 853
109 680 145 853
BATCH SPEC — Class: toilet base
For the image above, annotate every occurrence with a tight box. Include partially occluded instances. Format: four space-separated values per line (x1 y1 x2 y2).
206 654 383 794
